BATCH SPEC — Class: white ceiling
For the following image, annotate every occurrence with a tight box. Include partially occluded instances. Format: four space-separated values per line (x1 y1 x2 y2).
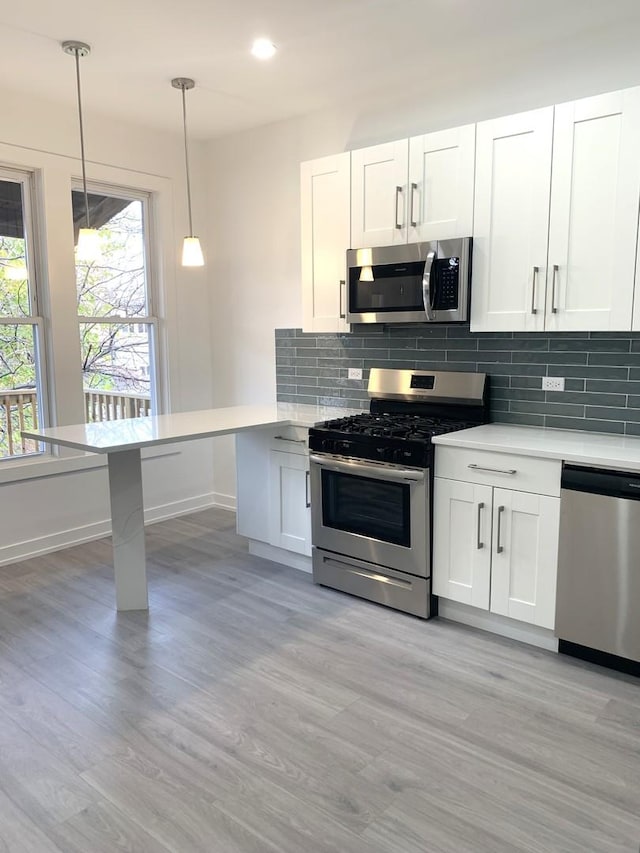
2 0 640 140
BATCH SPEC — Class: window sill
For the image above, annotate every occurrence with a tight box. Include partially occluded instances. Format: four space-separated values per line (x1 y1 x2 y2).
0 444 179 485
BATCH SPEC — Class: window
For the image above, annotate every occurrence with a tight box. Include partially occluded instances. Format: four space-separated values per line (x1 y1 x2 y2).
73 188 157 423
0 170 45 460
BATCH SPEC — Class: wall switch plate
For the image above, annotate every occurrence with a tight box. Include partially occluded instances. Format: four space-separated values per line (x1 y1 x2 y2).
542 377 565 392
348 368 363 380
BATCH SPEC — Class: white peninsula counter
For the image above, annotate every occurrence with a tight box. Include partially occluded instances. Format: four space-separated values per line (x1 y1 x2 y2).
23 403 357 611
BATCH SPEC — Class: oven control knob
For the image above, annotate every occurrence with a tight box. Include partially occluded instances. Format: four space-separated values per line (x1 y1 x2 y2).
376 446 389 460
338 441 351 453
393 448 410 462
322 439 335 452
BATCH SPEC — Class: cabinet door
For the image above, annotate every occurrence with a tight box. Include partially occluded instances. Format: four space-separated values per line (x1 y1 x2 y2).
351 140 409 248
471 107 553 332
433 478 492 609
408 124 475 243
269 450 311 556
490 489 560 629
301 153 350 333
547 89 640 332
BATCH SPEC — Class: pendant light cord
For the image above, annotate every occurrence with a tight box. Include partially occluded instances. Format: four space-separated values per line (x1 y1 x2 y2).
180 85 194 237
73 48 91 230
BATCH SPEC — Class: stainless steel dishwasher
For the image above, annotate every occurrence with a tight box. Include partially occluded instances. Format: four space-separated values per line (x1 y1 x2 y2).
556 464 640 676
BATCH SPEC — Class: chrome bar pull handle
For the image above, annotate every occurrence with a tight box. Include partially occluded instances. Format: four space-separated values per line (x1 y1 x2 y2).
274 436 306 444
551 264 559 314
410 182 418 227
395 186 403 229
531 265 539 315
496 505 505 554
422 249 436 322
468 463 517 475
305 470 311 508
476 502 485 550
339 279 346 319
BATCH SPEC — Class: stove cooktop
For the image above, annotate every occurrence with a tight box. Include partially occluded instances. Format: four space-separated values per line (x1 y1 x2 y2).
315 412 478 441
309 412 479 467
309 368 489 468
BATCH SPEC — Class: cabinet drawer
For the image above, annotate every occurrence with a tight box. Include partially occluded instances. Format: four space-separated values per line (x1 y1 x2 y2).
269 426 309 455
435 446 561 497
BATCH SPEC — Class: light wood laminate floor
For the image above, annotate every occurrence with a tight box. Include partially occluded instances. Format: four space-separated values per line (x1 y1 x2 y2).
0 507 638 852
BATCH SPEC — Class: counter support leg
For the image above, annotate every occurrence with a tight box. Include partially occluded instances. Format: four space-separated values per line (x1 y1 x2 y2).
107 448 149 611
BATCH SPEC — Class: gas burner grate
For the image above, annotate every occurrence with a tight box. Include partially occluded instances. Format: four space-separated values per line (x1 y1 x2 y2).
318 412 478 443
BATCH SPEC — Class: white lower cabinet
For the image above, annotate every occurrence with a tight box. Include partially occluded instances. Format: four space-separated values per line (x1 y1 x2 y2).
433 479 492 609
236 428 311 561
268 450 311 556
433 474 560 629
489 488 560 629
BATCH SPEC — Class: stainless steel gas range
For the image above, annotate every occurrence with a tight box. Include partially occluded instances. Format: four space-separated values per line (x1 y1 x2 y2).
309 368 489 618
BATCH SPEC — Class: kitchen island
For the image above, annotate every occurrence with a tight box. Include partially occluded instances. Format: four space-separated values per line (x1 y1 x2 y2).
22 403 355 611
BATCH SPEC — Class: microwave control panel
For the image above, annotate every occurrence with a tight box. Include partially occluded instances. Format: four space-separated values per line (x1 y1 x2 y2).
432 257 459 310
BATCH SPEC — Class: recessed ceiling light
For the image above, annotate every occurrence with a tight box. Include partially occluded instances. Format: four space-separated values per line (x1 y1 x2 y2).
251 38 277 60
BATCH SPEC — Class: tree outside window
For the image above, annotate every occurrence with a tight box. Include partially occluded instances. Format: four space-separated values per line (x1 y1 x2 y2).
0 174 43 459
74 190 157 422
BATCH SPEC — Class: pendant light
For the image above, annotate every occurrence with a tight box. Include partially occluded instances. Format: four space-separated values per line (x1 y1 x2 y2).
171 78 204 267
62 41 100 263
356 247 374 282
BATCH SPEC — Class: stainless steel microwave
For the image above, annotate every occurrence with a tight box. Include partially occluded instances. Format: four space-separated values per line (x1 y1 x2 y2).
346 238 471 325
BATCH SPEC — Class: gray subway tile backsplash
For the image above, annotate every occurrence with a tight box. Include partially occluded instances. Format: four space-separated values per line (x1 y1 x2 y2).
275 325 640 436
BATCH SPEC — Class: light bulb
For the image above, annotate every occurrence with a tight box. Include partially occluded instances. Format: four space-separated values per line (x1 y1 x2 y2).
182 236 204 267
76 228 101 262
5 263 28 281
251 38 277 60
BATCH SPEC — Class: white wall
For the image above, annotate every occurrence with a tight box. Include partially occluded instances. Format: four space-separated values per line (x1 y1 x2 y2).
206 53 640 500
0 85 219 565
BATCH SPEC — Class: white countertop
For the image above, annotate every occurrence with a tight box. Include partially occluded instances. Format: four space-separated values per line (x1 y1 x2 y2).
433 423 640 472
22 403 360 454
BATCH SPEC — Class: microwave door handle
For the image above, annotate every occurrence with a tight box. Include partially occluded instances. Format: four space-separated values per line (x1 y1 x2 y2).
422 250 436 321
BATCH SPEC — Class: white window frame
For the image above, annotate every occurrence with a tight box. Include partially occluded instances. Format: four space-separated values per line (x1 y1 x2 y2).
0 144 177 484
0 165 50 461
72 180 161 419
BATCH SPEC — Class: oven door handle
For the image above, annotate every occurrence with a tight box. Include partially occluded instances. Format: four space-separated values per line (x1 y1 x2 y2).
309 454 425 482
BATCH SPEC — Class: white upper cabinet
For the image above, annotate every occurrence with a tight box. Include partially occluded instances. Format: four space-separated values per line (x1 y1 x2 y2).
471 107 554 332
301 153 350 333
351 140 409 247
472 87 640 333
351 129 476 249
408 125 475 243
547 89 640 332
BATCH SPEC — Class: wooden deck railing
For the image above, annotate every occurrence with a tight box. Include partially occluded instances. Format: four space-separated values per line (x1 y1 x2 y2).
1 390 38 457
84 390 151 423
1 389 150 458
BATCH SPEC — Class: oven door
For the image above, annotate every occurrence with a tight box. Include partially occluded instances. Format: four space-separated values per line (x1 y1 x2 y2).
309 454 429 578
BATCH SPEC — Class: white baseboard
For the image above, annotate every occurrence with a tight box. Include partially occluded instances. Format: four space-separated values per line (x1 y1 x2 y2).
0 520 112 567
248 540 312 573
0 492 218 567
437 599 558 652
212 492 236 511
145 492 217 524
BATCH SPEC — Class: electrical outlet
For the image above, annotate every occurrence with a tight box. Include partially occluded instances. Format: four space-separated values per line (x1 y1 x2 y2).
348 367 363 380
542 376 565 392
